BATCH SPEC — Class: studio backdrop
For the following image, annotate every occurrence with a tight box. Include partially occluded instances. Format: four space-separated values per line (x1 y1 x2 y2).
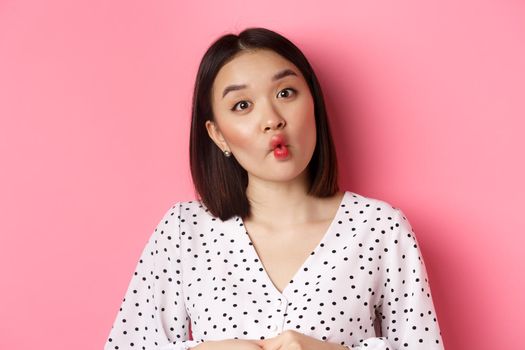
0 1 523 349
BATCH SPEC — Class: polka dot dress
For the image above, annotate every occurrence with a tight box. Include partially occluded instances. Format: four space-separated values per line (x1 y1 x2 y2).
104 191 444 349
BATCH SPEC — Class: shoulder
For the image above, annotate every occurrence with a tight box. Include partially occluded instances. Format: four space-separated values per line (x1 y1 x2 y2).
177 198 212 217
150 199 225 242
161 198 228 229
341 190 421 251
342 190 403 216
340 190 414 235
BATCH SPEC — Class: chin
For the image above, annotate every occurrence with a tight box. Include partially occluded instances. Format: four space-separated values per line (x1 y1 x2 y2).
256 165 309 183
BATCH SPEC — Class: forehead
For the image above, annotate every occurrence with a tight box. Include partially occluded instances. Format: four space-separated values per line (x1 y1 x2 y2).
212 49 301 91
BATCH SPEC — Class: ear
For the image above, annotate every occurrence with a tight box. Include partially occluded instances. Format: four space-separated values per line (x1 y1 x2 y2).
205 120 230 152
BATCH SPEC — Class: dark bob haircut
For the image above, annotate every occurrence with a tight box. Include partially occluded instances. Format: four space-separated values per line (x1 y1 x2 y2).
190 27 339 220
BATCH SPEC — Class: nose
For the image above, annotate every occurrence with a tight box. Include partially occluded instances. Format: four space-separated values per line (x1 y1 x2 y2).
262 107 286 133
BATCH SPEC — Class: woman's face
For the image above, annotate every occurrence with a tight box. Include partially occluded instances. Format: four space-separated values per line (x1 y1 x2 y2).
207 49 316 184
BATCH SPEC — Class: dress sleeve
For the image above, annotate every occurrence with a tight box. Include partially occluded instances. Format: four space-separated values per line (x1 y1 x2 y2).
351 208 445 350
104 202 202 350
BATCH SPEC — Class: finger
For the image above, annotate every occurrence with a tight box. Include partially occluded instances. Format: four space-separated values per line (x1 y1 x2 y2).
257 335 282 350
252 339 265 347
276 330 307 350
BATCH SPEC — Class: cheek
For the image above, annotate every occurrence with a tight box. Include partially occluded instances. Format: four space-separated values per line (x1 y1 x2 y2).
297 103 317 158
295 98 317 139
218 120 256 150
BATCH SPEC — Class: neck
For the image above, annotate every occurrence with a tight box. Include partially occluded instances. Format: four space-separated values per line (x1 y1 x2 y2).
245 171 317 226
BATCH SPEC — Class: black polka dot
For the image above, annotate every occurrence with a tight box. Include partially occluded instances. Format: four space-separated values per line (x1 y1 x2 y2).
104 192 443 350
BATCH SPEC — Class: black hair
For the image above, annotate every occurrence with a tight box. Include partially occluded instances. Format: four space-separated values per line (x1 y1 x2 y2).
190 27 339 220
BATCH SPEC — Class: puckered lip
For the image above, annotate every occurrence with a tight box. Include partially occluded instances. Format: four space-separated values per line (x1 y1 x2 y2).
269 134 288 151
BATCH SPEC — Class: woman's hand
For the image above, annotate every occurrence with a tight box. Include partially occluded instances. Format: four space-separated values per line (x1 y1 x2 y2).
191 331 349 350
254 330 348 350
191 339 262 350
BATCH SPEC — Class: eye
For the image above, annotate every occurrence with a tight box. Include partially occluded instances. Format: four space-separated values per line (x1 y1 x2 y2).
231 100 251 112
277 88 296 99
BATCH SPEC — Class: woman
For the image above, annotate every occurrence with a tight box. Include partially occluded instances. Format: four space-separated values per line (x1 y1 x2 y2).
104 27 444 350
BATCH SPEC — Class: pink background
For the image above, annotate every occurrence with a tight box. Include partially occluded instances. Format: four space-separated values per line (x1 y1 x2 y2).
1 0 524 349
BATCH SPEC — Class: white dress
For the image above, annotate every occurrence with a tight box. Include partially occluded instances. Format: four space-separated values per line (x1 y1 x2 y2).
104 191 444 349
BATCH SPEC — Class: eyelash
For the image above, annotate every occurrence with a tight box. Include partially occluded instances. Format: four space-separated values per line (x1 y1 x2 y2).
230 88 297 112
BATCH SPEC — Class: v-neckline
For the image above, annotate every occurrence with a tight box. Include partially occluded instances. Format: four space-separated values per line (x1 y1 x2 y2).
236 191 348 297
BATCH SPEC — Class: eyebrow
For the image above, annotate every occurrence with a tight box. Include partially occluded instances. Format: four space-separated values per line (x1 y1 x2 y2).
221 68 298 99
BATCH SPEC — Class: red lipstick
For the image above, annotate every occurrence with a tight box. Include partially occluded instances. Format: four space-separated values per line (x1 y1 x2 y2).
270 135 289 160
